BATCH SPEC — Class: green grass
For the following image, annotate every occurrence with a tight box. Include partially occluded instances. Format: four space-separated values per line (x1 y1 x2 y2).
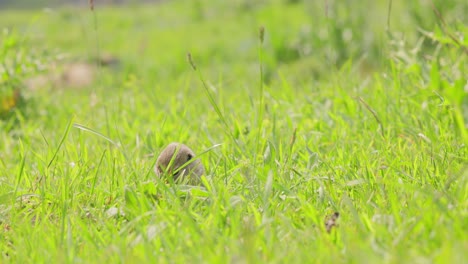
1 0 467 263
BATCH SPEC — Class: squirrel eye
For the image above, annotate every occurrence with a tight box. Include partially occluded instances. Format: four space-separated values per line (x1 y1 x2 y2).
187 154 193 162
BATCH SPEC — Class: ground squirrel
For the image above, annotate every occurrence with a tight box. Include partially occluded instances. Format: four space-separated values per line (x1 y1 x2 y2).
155 142 205 184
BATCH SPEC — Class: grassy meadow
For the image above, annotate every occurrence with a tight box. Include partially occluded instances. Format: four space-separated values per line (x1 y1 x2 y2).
1 0 467 262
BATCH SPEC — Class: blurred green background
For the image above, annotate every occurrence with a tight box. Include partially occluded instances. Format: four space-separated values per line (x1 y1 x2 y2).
0 0 467 262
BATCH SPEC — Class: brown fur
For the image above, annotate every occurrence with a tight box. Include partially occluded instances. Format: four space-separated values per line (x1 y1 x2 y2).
155 142 205 184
